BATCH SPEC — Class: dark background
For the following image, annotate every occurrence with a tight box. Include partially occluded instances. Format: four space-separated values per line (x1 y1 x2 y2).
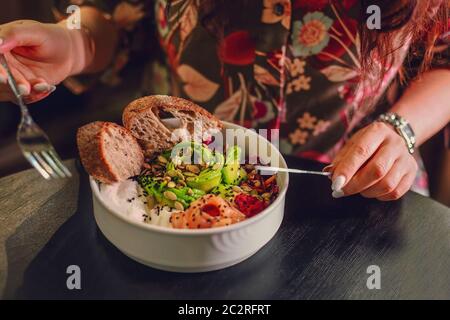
0 0 146 178
0 1 448 206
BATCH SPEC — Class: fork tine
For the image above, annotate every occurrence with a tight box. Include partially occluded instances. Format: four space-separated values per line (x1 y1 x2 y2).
32 151 58 179
23 151 51 180
41 150 66 178
48 149 72 177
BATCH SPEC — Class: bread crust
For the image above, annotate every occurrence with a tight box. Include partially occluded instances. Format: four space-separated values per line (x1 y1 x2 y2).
122 95 222 156
77 121 143 183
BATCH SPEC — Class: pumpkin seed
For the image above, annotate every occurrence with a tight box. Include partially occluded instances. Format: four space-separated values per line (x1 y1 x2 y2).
212 163 221 171
167 181 176 188
186 177 196 182
157 155 168 164
174 201 184 211
261 192 271 199
167 170 178 177
250 190 258 196
242 185 252 192
164 191 177 201
183 171 197 177
232 186 243 193
186 164 200 174
146 195 155 210
187 188 194 195
253 180 261 187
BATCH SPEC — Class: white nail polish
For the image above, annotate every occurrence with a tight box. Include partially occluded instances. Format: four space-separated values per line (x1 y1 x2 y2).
18 84 30 96
34 83 56 93
322 164 334 172
0 38 4 46
331 175 346 191
33 83 49 92
332 190 345 198
0 75 6 84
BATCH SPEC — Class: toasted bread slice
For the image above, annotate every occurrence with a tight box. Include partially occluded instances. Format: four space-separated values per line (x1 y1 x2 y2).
77 121 144 183
122 95 223 157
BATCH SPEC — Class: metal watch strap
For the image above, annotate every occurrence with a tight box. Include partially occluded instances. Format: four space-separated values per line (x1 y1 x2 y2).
378 113 416 154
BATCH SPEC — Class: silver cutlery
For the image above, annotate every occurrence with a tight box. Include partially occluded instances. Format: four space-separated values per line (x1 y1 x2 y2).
0 54 71 179
255 165 331 176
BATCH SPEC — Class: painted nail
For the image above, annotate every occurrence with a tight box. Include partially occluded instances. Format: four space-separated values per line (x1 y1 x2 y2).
332 190 345 198
331 175 346 191
0 38 4 46
322 164 334 172
0 75 6 84
34 83 56 93
18 84 30 96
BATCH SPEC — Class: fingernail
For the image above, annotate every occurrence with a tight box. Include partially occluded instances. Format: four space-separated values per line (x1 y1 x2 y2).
0 38 4 46
332 190 345 198
0 75 6 84
322 164 334 172
33 83 56 93
331 175 346 191
18 84 30 96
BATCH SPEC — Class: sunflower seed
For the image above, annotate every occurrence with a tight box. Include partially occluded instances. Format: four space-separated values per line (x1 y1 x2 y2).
164 191 177 201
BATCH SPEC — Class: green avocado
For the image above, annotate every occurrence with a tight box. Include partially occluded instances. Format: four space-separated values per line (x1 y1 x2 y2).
186 168 222 192
223 146 242 185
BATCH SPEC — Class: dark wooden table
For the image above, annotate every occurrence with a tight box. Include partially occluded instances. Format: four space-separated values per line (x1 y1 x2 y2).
1 157 449 300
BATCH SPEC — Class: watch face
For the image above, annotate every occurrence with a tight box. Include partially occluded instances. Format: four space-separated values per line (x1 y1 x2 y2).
402 125 414 139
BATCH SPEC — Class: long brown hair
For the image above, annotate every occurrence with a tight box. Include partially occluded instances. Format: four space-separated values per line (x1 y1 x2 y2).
168 0 448 84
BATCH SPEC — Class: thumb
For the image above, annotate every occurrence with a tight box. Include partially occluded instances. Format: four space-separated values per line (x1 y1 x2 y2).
0 20 45 54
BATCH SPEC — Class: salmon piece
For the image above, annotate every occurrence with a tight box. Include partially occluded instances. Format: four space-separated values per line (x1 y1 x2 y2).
171 195 246 229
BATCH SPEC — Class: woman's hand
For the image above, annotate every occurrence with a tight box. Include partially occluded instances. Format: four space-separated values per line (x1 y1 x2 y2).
330 121 418 201
0 20 92 103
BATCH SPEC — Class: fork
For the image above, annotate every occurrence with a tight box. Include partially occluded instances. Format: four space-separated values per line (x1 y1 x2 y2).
0 54 72 179
255 165 331 176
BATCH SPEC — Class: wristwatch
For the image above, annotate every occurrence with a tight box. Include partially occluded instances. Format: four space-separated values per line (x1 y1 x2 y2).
378 113 416 154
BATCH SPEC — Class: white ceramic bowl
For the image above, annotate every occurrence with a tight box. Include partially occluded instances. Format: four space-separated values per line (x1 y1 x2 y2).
90 121 289 272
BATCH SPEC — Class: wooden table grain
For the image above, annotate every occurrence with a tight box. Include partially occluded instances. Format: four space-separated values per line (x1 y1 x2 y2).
0 157 449 300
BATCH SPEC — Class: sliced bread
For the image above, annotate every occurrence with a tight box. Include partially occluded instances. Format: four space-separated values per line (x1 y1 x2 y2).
122 95 223 157
77 121 144 183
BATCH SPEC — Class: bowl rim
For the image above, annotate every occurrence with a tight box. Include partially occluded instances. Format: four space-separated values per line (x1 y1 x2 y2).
89 121 289 236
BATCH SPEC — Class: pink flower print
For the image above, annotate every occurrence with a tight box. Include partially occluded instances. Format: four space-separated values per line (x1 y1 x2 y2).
287 75 311 93
290 58 306 77
297 112 317 129
289 129 309 145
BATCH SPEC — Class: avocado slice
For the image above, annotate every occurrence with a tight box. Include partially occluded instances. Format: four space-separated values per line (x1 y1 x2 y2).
186 168 222 192
223 146 242 185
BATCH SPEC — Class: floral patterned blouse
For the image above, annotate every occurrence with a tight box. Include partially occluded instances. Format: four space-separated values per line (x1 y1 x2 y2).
54 0 450 194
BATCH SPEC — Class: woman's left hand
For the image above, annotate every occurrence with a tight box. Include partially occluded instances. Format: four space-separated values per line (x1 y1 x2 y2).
330 121 418 201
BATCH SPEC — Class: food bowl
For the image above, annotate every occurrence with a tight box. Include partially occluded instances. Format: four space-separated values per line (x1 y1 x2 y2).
90 121 289 272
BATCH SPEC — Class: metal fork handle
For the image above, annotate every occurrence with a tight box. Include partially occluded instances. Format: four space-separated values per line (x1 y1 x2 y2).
0 54 31 121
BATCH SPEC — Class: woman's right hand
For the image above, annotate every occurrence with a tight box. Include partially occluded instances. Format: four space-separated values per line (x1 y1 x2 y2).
0 20 92 103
